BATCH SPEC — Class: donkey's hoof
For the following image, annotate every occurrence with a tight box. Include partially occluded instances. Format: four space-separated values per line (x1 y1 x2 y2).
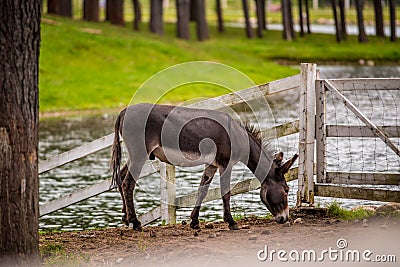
190 221 200 229
229 223 240 230
129 223 143 232
129 221 143 231
122 216 129 226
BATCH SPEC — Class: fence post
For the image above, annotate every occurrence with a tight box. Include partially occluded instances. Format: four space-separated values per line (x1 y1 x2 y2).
297 63 317 206
315 80 327 183
160 162 176 224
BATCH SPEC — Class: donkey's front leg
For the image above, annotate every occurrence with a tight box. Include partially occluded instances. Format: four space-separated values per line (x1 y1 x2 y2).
190 165 218 229
219 165 239 230
122 163 144 231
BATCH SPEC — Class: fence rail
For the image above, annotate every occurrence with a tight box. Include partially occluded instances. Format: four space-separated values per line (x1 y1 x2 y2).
39 64 400 228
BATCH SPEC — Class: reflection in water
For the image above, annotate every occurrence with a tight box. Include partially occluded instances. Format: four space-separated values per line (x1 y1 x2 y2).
39 66 399 230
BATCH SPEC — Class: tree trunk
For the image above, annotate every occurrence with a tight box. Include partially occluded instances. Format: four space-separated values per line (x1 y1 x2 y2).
282 0 291 40
216 0 224 32
287 0 295 39
332 0 342 42
373 0 384 37
255 0 264 37
0 0 40 265
59 0 72 17
83 0 99 22
132 0 141 30
48 0 60 14
176 0 190 39
194 0 209 41
150 0 164 34
305 0 311 33
242 0 254 38
109 0 125 26
298 0 304 36
190 0 198 22
355 0 367 42
389 0 396 42
338 0 347 39
261 0 267 29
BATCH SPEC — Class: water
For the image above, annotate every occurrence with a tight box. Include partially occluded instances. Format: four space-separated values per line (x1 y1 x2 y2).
39 66 400 230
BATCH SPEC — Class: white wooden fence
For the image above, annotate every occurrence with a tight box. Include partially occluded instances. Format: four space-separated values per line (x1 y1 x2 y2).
39 63 400 227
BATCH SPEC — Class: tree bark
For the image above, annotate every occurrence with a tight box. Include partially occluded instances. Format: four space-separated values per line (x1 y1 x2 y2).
83 0 99 22
355 0 367 42
389 0 396 42
261 0 267 29
176 0 190 39
305 0 311 33
287 0 295 39
109 0 124 26
332 0 342 42
216 0 224 32
150 0 164 34
298 0 304 36
338 0 347 39
282 0 291 40
373 0 384 37
0 0 40 265
255 0 264 37
48 0 60 14
242 0 254 38
132 0 142 30
59 0 73 17
194 0 209 41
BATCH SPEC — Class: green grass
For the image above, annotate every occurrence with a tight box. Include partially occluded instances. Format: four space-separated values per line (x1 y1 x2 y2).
39 15 400 112
40 243 89 266
326 201 375 221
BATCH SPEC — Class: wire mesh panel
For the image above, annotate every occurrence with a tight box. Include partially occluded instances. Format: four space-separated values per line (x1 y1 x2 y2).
316 79 400 201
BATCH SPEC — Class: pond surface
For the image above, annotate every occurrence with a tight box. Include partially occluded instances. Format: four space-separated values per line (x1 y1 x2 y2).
39 65 400 230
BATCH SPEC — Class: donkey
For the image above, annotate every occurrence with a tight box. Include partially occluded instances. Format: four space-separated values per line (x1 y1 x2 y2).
111 103 298 230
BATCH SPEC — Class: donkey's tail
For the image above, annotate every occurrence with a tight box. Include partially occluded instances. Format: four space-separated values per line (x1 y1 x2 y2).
110 109 125 189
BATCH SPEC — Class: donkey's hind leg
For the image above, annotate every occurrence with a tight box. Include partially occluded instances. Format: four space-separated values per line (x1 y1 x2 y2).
118 164 129 226
190 165 218 229
122 160 146 231
219 164 239 230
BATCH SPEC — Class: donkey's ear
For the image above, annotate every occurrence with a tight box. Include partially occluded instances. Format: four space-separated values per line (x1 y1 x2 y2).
280 154 298 174
274 152 284 166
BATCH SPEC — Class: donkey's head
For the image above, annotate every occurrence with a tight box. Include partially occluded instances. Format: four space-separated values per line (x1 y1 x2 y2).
260 152 298 224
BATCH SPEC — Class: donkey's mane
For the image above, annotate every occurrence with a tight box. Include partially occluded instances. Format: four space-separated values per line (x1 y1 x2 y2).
244 123 264 145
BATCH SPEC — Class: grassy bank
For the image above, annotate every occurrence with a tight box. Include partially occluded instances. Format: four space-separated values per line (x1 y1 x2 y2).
39 15 400 112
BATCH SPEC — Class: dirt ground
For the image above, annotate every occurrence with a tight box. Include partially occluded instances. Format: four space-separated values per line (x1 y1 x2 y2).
40 208 400 267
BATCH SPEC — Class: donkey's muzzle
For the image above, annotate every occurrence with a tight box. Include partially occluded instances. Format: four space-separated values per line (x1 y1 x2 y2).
274 206 289 224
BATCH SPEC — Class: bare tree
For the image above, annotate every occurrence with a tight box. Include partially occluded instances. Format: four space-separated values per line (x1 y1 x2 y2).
355 0 367 42
282 0 295 40
176 0 190 39
132 0 142 30
373 0 385 37
338 0 347 39
83 0 99 22
109 0 125 26
255 0 264 37
194 0 209 41
59 0 73 17
389 0 396 42
332 0 342 42
0 0 41 265
216 0 224 33
150 0 164 34
242 0 254 38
